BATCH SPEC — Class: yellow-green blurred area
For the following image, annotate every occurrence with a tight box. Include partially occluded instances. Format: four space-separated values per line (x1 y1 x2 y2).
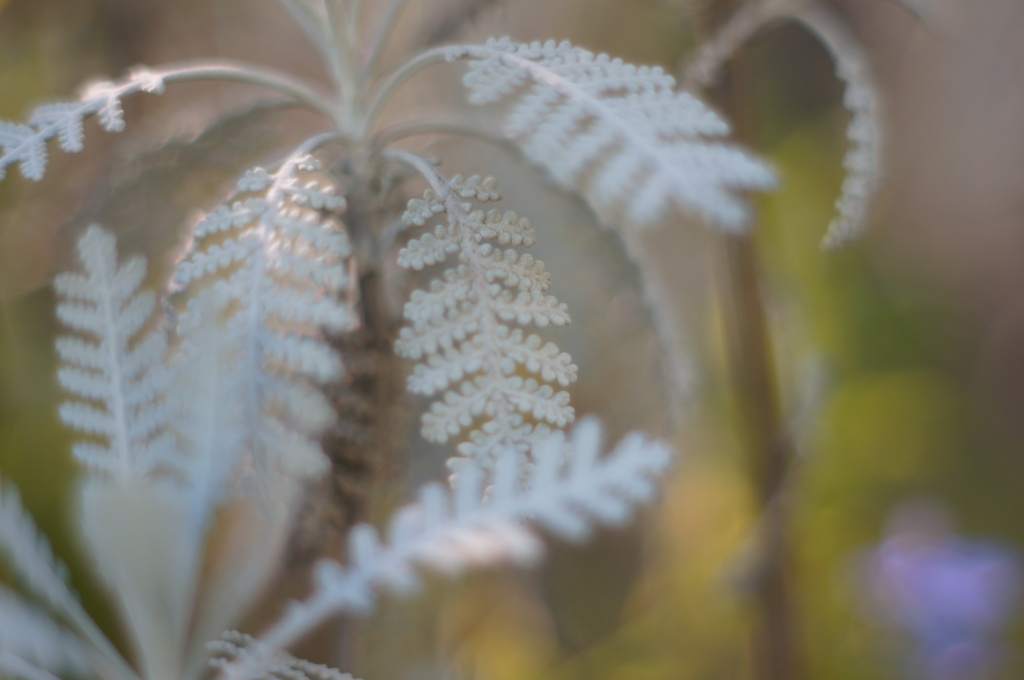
3 1 1024 680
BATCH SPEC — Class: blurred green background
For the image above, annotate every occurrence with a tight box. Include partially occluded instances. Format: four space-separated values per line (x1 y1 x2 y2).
2 1 1024 680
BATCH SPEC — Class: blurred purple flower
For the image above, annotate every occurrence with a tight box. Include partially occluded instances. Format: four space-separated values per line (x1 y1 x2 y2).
862 500 1021 680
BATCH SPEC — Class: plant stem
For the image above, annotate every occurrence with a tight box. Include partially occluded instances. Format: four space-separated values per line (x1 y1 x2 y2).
721 233 798 680
696 3 802 675
155 61 339 122
363 0 412 77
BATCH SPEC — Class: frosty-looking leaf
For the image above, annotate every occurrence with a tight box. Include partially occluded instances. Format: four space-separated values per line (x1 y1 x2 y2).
0 68 165 183
235 418 672 662
55 225 174 481
395 173 577 468
455 38 776 230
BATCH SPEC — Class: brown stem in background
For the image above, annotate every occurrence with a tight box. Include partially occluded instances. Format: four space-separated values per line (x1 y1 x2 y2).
256 167 408 670
721 233 799 680
694 2 801 678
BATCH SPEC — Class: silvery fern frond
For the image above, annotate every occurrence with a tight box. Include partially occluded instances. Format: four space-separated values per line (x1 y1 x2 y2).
55 225 174 481
235 418 671 663
451 38 776 229
796 6 882 250
395 172 577 468
0 68 165 183
172 147 355 487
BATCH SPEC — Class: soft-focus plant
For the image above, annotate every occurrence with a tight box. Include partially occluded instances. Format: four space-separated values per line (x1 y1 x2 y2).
0 1 902 680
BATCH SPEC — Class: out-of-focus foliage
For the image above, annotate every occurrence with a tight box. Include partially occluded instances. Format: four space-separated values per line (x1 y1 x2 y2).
2 1 1024 680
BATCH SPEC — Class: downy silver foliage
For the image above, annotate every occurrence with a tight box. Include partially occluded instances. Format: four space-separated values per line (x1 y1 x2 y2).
55 226 174 480
0 68 165 183
396 172 576 468
452 38 776 230
795 5 883 250
0 2 746 679
683 1 883 247
172 150 355 487
229 418 671 677
46 224 320 680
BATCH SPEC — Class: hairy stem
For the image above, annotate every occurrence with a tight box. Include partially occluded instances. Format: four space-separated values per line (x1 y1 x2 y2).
373 118 517 151
362 46 454 135
154 61 339 122
363 0 412 77
275 0 346 95
326 1 358 105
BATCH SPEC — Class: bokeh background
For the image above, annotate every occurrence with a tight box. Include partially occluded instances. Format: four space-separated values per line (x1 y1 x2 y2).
2 1 1024 680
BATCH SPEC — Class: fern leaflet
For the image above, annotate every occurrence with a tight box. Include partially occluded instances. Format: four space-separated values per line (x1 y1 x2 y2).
394 169 577 468
0 68 164 183
797 6 882 249
451 38 776 229
234 418 671 663
55 225 174 481
172 146 355 488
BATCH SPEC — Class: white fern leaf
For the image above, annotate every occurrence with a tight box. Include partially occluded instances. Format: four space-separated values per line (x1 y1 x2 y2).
210 632 355 680
796 6 882 249
451 38 776 230
395 171 577 467
0 123 48 182
0 588 91 677
242 418 672 658
172 145 355 489
0 68 164 183
55 225 173 481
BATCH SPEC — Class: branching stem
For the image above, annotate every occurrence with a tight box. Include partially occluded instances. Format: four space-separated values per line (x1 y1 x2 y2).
373 118 518 152
154 61 339 123
364 0 412 77
362 46 456 136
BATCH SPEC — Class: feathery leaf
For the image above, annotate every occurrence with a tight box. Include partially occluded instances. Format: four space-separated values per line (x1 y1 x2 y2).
172 145 355 491
395 172 577 468
796 6 882 249
241 418 672 659
451 38 776 230
0 68 164 183
55 225 173 481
